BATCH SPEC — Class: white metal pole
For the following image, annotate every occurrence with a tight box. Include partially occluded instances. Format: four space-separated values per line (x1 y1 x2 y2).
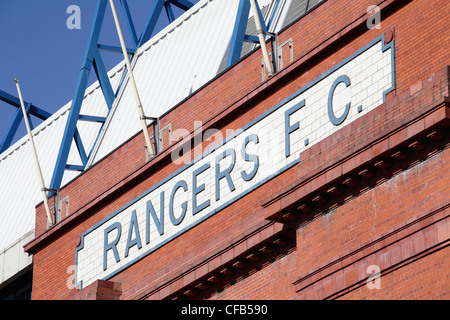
109 0 155 158
249 0 274 76
15 79 53 226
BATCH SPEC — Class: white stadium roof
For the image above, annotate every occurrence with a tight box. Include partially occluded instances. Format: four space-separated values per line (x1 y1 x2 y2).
0 0 320 253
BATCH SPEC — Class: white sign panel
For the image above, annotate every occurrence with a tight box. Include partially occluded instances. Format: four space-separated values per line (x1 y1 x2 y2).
75 36 394 288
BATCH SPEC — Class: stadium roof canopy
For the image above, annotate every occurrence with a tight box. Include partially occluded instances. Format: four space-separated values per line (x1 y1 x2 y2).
0 0 323 252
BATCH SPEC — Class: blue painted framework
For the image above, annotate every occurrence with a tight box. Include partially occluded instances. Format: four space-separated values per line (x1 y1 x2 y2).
48 0 194 196
74 34 396 289
0 89 52 153
226 0 279 68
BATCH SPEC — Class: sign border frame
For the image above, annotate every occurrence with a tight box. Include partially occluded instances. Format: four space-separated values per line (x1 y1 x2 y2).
74 34 395 289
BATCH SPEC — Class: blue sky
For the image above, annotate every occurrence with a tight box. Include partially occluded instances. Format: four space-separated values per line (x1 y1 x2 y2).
0 0 192 149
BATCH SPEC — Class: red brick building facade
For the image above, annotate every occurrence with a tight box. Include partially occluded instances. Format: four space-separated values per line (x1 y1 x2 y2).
25 0 449 300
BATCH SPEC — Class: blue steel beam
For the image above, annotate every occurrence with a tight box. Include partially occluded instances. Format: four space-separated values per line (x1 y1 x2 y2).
255 0 268 32
92 47 116 110
226 0 251 68
49 0 194 194
49 0 109 194
0 90 51 153
139 0 193 45
73 128 88 167
0 89 52 120
65 164 86 172
26 109 34 130
244 34 260 43
168 0 196 11
97 44 136 54
1 108 25 151
164 2 176 23
0 102 31 153
78 114 107 123
139 0 169 45
120 0 139 48
226 0 278 68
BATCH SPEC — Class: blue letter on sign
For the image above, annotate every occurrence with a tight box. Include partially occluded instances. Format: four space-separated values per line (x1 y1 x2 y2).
125 210 142 258
285 100 305 158
328 75 351 126
215 148 236 201
103 222 122 270
170 180 188 226
192 163 210 215
241 134 259 181
146 192 165 245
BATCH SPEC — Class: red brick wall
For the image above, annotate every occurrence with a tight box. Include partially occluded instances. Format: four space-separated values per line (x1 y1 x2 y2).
292 145 450 300
67 280 122 300
26 0 449 300
341 246 450 300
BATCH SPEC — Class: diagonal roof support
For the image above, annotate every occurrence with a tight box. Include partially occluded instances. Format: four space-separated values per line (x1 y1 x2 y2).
226 0 279 69
139 0 171 45
164 2 176 23
226 0 251 68
0 89 52 153
48 0 193 195
49 0 111 194
139 0 194 46
120 0 139 48
169 0 196 11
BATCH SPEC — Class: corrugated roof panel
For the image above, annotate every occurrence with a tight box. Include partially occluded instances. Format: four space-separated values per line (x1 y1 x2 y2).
0 104 69 250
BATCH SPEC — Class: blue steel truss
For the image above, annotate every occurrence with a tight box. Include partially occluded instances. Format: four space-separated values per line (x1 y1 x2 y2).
48 0 195 195
42 0 277 195
0 89 52 154
226 0 280 68
0 0 281 199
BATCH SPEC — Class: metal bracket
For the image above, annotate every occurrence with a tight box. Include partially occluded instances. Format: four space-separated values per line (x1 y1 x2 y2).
264 31 278 74
149 123 172 153
139 116 160 158
140 116 158 121
48 192 70 226
42 188 60 228
261 38 293 81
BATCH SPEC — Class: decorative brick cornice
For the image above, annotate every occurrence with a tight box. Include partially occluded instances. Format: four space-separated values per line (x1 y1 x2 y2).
257 66 450 300
262 66 450 223
132 221 294 300
68 279 122 300
293 202 450 299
